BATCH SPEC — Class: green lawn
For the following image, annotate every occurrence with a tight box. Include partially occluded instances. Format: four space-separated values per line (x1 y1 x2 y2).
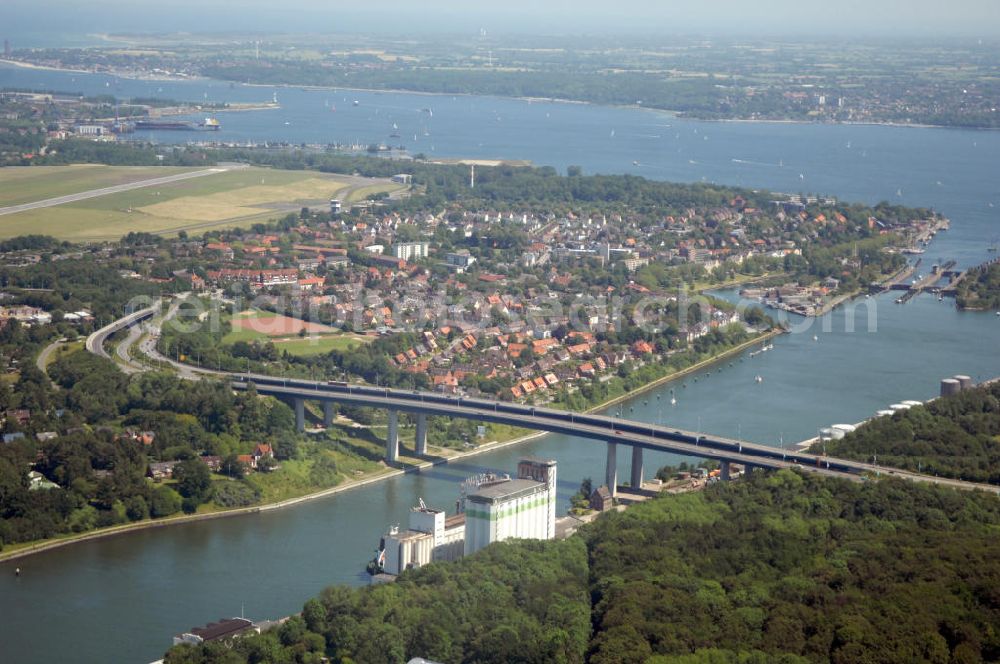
223 309 365 356
245 438 385 503
271 335 364 356
223 327 363 355
343 183 403 202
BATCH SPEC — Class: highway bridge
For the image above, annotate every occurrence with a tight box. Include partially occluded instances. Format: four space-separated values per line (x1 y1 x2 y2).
85 302 161 362
230 375 991 496
87 305 999 497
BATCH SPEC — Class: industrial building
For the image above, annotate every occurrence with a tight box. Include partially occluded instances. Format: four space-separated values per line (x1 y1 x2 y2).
379 499 465 576
463 457 557 556
371 458 558 577
173 618 256 646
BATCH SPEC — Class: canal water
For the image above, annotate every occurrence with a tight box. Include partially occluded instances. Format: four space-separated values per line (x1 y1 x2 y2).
1 64 999 663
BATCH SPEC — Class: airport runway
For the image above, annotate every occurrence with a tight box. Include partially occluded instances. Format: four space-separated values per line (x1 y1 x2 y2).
0 166 237 217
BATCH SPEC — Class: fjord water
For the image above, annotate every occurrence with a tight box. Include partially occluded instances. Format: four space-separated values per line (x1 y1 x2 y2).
1 64 999 663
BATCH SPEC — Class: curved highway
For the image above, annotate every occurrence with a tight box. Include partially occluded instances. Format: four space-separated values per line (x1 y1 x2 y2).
85 302 161 363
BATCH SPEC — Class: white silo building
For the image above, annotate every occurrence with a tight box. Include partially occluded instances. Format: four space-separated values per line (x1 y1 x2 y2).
463 457 557 556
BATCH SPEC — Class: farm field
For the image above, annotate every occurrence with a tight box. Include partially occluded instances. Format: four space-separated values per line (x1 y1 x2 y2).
224 309 367 356
0 165 404 241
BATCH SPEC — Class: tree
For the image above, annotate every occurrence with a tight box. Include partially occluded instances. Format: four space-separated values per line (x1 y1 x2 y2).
174 459 212 504
221 454 246 479
150 485 182 517
125 495 149 521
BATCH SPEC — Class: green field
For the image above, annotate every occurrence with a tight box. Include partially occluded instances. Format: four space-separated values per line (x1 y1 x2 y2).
222 309 367 356
270 335 365 356
0 165 404 241
223 325 365 356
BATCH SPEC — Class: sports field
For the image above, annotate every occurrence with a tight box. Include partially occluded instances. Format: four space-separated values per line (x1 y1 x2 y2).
0 165 403 241
224 309 367 356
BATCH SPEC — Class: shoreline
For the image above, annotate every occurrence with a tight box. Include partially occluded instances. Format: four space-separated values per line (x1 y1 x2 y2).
3 59 997 132
0 329 776 564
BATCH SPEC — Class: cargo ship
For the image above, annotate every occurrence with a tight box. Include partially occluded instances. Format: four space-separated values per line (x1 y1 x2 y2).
133 117 221 131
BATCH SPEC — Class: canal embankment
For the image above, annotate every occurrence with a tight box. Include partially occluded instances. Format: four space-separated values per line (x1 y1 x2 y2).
0 329 780 563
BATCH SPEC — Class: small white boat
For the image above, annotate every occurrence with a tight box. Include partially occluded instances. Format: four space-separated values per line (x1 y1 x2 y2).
754 375 764 383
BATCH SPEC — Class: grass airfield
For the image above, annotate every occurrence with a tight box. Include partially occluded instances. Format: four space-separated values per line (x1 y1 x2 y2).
0 164 401 241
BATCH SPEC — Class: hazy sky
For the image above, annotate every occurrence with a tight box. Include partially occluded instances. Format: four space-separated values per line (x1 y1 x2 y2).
3 0 999 42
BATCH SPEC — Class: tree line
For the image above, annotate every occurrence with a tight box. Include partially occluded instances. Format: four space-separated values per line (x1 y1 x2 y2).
164 470 1000 663
813 380 1000 484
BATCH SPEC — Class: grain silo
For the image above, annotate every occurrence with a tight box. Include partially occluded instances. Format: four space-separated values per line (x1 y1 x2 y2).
940 378 961 397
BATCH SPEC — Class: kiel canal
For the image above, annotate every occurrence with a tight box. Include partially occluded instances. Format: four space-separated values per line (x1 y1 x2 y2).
1 65 999 663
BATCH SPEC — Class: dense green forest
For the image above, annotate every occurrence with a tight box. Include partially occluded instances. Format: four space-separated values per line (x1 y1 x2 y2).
955 262 1000 311
0 352 297 547
813 380 1000 484
164 471 1000 664
37 138 214 166
0 256 169 321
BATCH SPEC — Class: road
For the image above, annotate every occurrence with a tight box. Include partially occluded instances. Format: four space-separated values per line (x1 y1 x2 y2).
35 338 66 373
35 337 69 385
114 324 148 374
137 298 208 380
85 303 161 361
0 166 241 217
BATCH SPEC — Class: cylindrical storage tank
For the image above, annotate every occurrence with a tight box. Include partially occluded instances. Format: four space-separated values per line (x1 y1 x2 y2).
940 378 961 397
832 424 857 434
890 403 911 412
819 427 836 441
901 400 923 408
828 427 846 439
875 409 895 418
954 375 973 390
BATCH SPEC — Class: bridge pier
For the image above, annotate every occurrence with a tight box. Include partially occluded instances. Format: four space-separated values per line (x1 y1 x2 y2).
630 446 644 489
721 460 731 481
606 441 618 497
386 409 399 463
415 413 427 456
294 398 305 432
323 402 335 428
